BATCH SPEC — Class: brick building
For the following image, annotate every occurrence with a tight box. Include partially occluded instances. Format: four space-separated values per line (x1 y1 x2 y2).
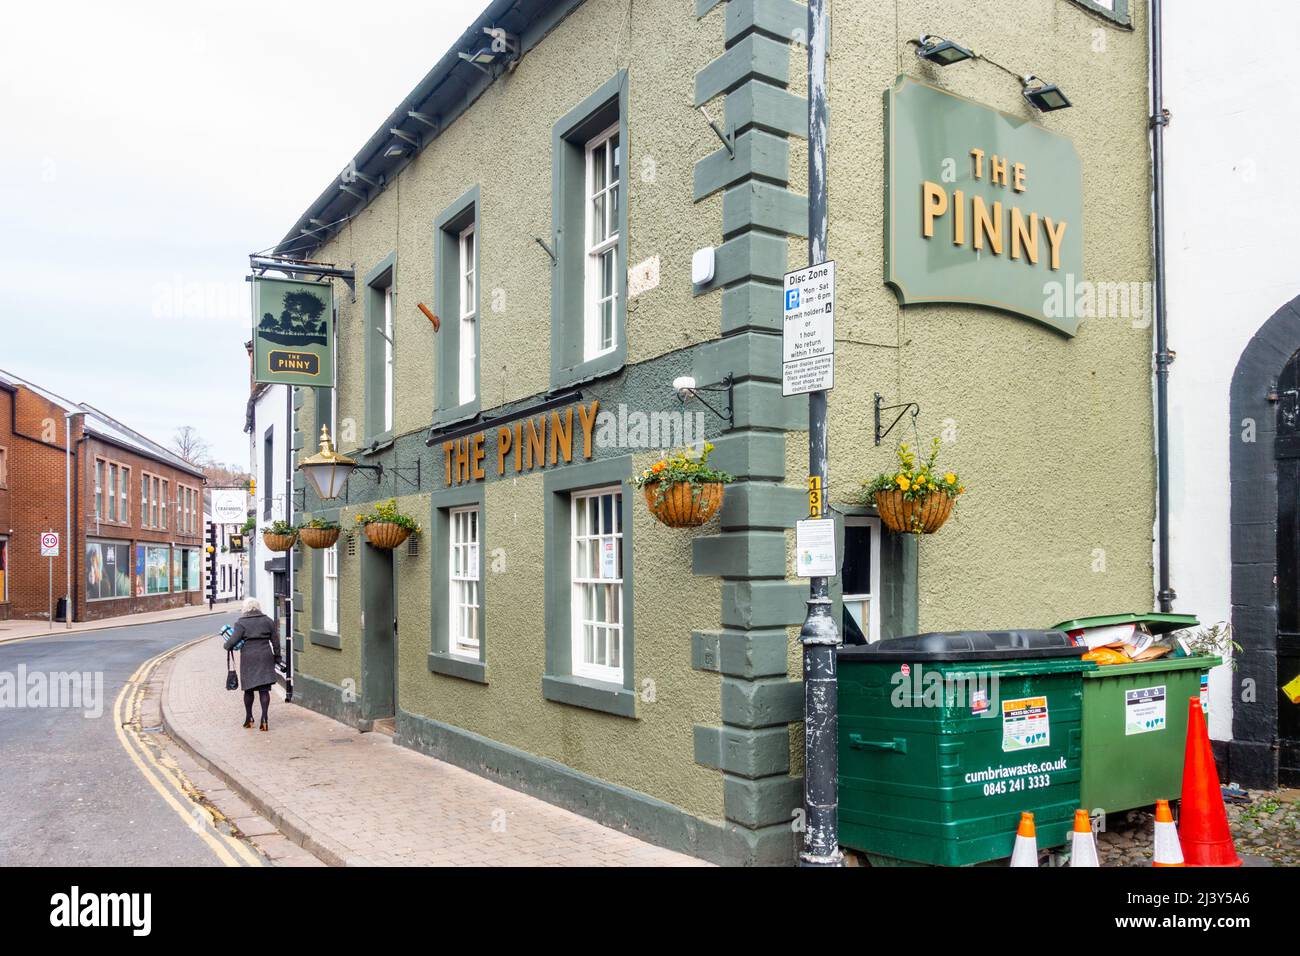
0 369 206 623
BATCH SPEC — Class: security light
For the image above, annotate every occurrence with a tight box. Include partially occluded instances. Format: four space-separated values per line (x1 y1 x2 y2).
914 35 973 66
1021 75 1071 112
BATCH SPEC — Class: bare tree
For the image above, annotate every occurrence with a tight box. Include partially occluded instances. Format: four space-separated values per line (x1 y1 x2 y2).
172 425 212 465
203 462 251 487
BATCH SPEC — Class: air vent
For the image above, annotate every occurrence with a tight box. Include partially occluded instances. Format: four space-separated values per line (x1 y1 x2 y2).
346 532 357 557
407 536 420 558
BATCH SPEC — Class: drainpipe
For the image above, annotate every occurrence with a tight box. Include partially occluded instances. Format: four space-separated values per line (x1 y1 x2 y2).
64 410 85 627
1150 0 1175 611
798 0 842 868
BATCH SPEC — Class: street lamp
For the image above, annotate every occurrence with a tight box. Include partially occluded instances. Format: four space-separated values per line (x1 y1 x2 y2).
297 425 358 500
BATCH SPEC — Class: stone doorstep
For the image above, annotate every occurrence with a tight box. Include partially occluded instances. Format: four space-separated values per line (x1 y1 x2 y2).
155 650 350 868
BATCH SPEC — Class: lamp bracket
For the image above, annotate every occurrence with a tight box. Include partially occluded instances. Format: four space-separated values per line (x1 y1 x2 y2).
874 392 920 445
679 373 735 430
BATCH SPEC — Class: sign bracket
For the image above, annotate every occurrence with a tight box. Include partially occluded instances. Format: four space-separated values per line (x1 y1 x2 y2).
874 392 920 445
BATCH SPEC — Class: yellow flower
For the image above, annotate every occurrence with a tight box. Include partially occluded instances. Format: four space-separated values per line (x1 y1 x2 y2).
896 476 911 491
945 473 957 485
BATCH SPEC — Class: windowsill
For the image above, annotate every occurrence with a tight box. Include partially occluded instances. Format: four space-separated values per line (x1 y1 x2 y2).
309 629 341 649
542 673 636 718
363 433 395 455
553 347 626 391
1066 0 1131 26
430 402 482 432
428 651 487 684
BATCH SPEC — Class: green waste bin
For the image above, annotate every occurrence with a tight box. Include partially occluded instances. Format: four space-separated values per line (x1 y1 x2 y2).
1054 613 1219 814
837 631 1095 867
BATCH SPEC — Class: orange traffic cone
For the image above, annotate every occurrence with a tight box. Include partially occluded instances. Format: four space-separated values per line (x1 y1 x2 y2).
1069 809 1100 867
1009 811 1039 867
1178 697 1241 866
1151 799 1184 866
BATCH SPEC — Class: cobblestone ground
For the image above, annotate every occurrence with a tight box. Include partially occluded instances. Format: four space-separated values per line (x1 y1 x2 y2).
1096 788 1300 866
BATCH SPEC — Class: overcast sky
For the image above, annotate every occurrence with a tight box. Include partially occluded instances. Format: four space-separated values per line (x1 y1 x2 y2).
0 1 483 466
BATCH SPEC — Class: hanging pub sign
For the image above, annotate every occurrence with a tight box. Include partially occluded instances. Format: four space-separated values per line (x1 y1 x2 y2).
250 276 334 385
884 76 1083 336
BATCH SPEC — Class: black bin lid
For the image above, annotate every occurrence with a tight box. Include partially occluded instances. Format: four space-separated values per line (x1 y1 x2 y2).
838 630 1080 662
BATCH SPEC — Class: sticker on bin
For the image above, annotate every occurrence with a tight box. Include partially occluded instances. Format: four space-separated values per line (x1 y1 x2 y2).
1001 696 1050 752
1201 674 1211 713
1124 684 1167 735
971 688 990 716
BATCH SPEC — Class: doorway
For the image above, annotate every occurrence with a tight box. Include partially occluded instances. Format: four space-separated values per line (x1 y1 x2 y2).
360 544 397 723
1276 350 1300 787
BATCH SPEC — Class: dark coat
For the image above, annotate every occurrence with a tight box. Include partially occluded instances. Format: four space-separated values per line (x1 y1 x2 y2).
223 612 282 690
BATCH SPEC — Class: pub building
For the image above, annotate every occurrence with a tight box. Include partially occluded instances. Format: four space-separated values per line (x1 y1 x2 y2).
265 0 1156 865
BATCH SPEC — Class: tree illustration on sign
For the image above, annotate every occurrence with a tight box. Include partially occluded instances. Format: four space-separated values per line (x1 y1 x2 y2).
258 287 328 346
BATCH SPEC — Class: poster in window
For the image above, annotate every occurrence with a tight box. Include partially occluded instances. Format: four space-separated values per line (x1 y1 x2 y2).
135 545 146 596
86 541 130 600
185 549 202 591
145 545 170 594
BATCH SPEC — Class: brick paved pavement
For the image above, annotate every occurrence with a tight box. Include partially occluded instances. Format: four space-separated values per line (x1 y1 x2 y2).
162 636 709 867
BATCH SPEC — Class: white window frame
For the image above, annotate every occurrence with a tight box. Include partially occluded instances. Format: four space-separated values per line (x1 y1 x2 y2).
382 284 395 434
322 542 339 634
583 122 620 363
843 516 882 644
160 479 168 530
448 506 480 659
570 485 624 684
94 459 103 518
458 223 477 406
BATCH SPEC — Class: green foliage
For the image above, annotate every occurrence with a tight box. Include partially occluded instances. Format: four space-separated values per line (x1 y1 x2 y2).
630 442 734 508
352 498 422 535
265 520 298 536
861 437 965 503
241 517 256 534
304 517 340 531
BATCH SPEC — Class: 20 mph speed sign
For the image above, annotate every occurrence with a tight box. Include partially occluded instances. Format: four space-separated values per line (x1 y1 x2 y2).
782 260 835 396
41 532 60 557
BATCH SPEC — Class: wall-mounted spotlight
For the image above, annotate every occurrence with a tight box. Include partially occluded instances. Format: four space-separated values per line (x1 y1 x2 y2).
1021 74 1072 112
672 374 735 430
913 35 974 66
458 27 520 74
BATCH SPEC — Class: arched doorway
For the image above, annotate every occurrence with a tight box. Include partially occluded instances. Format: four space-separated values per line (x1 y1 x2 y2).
1276 350 1299 786
1228 295 1300 789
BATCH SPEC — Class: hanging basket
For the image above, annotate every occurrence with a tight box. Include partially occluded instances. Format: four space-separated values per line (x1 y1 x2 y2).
874 489 955 534
261 530 298 552
644 481 725 528
299 526 340 549
363 522 411 550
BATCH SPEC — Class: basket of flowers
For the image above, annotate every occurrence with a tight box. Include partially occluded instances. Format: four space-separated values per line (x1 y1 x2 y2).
299 518 341 549
632 442 734 528
261 520 299 552
353 499 422 550
862 438 965 534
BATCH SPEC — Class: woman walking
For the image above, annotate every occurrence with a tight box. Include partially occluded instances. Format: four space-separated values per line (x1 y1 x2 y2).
223 598 282 731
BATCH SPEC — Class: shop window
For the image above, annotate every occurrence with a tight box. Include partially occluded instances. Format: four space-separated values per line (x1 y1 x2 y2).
142 544 170 594
433 188 480 426
449 506 480 658
86 540 131 601
841 517 882 645
541 456 635 717
550 72 628 388
363 253 397 444
322 542 339 633
178 547 202 591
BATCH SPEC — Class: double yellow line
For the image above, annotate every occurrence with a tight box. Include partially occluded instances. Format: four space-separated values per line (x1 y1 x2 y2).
113 639 265 867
